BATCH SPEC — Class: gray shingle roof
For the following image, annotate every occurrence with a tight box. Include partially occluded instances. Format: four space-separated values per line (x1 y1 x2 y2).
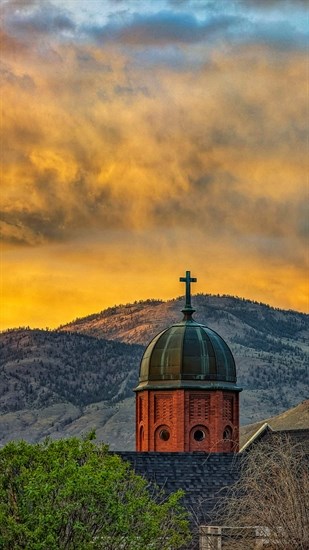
115 431 308 549
116 452 241 524
116 429 309 523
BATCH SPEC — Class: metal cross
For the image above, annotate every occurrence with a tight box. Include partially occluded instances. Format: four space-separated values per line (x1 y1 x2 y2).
179 270 197 310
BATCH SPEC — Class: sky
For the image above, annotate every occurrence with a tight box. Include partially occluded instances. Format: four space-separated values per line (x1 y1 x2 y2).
1 0 308 330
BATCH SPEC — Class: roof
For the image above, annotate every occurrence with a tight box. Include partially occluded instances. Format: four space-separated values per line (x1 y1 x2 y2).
263 428 309 452
240 426 309 452
116 429 309 521
239 399 309 450
116 451 241 524
135 318 241 393
240 422 271 452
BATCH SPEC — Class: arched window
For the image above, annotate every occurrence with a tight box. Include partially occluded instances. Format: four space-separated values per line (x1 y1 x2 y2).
223 426 233 440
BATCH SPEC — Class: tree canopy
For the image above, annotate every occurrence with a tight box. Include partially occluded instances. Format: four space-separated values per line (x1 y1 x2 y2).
0 435 190 549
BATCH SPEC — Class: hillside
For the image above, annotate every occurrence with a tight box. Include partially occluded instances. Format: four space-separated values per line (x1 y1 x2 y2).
0 329 141 447
59 295 308 346
60 294 308 423
0 295 308 449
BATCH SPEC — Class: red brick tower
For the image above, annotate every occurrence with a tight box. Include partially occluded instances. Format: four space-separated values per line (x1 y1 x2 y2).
134 271 242 452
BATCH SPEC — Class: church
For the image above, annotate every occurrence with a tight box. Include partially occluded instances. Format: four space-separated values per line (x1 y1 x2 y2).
116 271 308 549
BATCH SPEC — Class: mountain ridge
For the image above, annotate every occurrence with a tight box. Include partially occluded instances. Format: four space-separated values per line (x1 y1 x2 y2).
0 294 308 449
58 294 308 346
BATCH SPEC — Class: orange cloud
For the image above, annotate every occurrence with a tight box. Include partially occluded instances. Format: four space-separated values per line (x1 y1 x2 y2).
1 12 308 328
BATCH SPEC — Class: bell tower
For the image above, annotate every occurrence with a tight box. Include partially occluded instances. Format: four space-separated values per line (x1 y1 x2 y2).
134 272 242 453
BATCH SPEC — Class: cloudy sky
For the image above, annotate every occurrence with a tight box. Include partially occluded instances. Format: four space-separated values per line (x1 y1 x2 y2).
1 0 308 329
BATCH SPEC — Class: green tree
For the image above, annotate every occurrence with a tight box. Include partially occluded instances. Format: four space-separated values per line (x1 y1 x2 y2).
0 436 190 549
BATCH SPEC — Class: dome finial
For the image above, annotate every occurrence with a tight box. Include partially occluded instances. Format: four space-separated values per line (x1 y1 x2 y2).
179 270 197 320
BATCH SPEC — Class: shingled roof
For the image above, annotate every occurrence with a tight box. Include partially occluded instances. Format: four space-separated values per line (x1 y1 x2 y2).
116 452 241 525
116 429 309 522
240 426 309 452
264 428 309 451
115 429 308 548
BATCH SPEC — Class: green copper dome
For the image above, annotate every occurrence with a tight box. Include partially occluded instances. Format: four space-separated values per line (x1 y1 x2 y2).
135 271 242 393
135 319 240 392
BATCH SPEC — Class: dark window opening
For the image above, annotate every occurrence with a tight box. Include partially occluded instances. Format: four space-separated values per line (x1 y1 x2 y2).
193 429 205 442
223 427 233 440
159 429 170 441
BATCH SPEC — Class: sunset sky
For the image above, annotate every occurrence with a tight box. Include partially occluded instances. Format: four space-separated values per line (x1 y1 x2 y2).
1 0 308 330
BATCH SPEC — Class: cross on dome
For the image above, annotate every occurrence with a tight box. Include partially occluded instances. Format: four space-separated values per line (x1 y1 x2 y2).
179 270 197 317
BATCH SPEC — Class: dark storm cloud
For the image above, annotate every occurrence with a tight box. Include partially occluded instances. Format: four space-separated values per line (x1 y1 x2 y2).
5 172 305 256
152 179 266 233
75 50 112 72
0 211 66 246
151 181 308 268
0 174 133 247
3 0 306 56
80 7 307 54
114 84 149 97
87 11 240 45
3 0 75 39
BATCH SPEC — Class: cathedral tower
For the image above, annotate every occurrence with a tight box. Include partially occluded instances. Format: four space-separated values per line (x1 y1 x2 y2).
134 271 242 452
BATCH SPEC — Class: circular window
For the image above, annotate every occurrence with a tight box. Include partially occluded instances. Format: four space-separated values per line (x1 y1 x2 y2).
159 429 170 441
193 429 205 442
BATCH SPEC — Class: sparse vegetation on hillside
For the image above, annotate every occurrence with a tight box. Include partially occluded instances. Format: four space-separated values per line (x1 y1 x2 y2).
0 329 142 411
59 294 308 416
60 294 308 344
0 295 308 448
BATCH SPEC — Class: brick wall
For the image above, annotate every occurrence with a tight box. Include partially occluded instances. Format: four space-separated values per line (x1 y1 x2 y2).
136 389 239 452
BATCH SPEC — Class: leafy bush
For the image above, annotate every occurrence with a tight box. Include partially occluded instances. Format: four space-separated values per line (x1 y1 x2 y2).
0 436 190 549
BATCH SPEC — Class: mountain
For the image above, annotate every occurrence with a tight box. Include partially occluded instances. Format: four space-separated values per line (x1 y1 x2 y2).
0 295 308 449
0 329 141 448
60 294 308 423
59 295 308 345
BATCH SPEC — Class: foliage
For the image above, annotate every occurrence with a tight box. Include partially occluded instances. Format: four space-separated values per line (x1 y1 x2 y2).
0 436 190 549
215 435 309 549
